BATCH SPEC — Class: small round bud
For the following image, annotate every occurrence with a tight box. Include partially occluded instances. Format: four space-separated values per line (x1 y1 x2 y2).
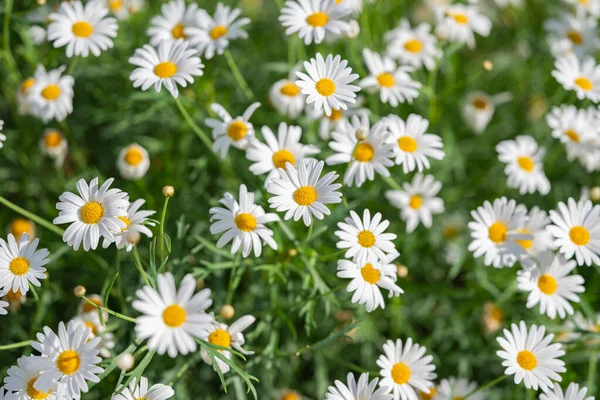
116 353 135 371
483 60 493 71
288 248 298 257
37 0 46 4
590 187 600 201
74 286 87 298
162 186 175 197
125 230 141 245
355 127 369 141
396 264 409 278
220 304 235 320
345 20 360 39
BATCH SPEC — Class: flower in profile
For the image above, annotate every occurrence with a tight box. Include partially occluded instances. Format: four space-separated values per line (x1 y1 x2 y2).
205 102 260 158
461 91 512 134
434 377 483 400
147 0 204 46
325 373 393 400
496 135 551 195
102 199 156 252
434 3 491 48
16 77 37 115
10 218 36 240
552 54 600 102
4 355 59 400
27 65 74 123
279 0 350 45
385 19 441 71
540 382 595 400
112 376 175 400
0 233 49 295
117 143 151 180
200 315 256 373
40 128 68 167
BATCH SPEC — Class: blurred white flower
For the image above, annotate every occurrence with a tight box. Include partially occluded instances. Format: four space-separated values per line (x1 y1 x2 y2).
496 135 551 195
434 3 491 48
552 54 600 102
28 65 74 123
385 19 441 71
117 143 151 180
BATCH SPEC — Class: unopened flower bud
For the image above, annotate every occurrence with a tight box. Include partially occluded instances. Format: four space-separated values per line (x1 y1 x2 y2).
345 20 360 39
483 60 493 71
590 187 600 201
355 127 369 141
74 285 86 298
220 304 235 320
288 248 298 257
116 353 135 371
162 186 175 197
397 264 409 278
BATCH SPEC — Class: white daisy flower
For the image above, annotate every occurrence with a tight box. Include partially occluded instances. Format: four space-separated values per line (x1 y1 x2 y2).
385 114 445 173
307 97 369 140
544 15 599 59
434 4 491 49
185 3 250 60
27 65 74 123
28 25 47 45
517 251 585 319
461 91 512 134
468 197 530 268
279 0 350 45
117 143 151 180
325 373 393 400
496 321 566 391
70 312 115 358
47 0 118 58
129 39 205 99
496 135 551 195
40 128 68 168
133 272 213 358
563 0 600 17
326 114 395 187
112 376 175 400
5 355 59 400
0 386 8 399
360 48 421 106
337 255 404 312
295 53 361 117
515 206 554 264
125 0 146 14
147 0 204 46
385 19 441 71
200 315 255 374
0 295 7 315
552 54 600 102
28 321 104 399
385 174 444 233
53 177 129 251
102 199 155 252
433 377 482 400
334 209 398 265
16 77 36 115
377 338 437 400
0 120 5 149
546 105 600 166
540 382 595 400
547 198 600 266
209 184 279 257
267 159 342 226
0 233 49 295
205 102 261 158
101 0 130 20
269 75 306 119
334 0 363 15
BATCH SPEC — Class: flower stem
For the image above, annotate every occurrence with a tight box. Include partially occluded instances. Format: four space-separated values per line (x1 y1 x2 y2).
66 56 79 75
158 195 170 261
224 49 255 100
0 339 32 351
465 375 507 399
0 195 65 237
133 246 152 287
174 96 212 150
81 295 137 324
381 175 402 191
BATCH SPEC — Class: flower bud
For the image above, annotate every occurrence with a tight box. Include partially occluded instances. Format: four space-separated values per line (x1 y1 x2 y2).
162 186 175 197
220 304 235 320
74 285 86 298
116 353 135 371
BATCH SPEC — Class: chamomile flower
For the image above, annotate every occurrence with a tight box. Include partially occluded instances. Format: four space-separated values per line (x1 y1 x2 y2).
28 321 104 399
307 98 369 140
515 207 554 264
47 0 118 58
468 197 530 268
385 20 441 71
200 315 256 374
129 39 204 99
9 219 35 239
77 294 108 321
546 105 600 165
103 0 130 20
496 136 551 195
16 77 36 115
147 0 204 46
540 383 595 400
544 15 599 58
552 54 600 102
377 338 437 400
71 312 115 358
517 252 585 319
360 49 421 106
205 102 260 158
102 199 155 252
5 355 59 400
385 114 445 173
337 255 404 312
27 65 74 123
133 273 213 358
112 376 175 400
433 377 482 400
0 294 7 316
0 120 5 149
563 0 600 17
40 128 68 167
325 373 394 400
461 91 512 134
0 233 49 295
547 198 600 266
295 53 361 117
385 174 444 233
117 143 151 180
335 209 398 265
53 177 129 251
267 159 342 226
483 302 505 334
247 123 320 183
269 76 306 119
496 321 566 391
335 0 364 15
325 114 395 187
279 0 350 45
434 4 491 49
185 3 250 60
209 184 279 257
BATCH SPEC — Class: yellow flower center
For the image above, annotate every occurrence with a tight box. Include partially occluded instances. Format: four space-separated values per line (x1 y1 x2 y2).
565 129 580 143
306 12 329 27
538 274 558 295
154 61 177 79
353 142 375 162
162 304 187 327
9 257 30 276
377 73 395 88
420 388 437 400
443 225 459 239
210 25 228 40
171 23 186 39
293 186 317 206
451 13 469 24
409 195 423 210
41 85 61 101
11 218 34 237
515 229 533 250
4 289 23 302
398 136 417 153
80 201 104 224
567 30 584 45
280 82 301 96
56 350 81 375
488 221 507 243
84 320 98 335
328 109 343 121
109 0 123 11
82 297 103 313
21 78 36 93
272 149 296 169
404 39 423 53
357 230 375 248
227 121 248 141
209 328 232 348
569 226 590 245
391 362 411 384
517 156 534 172
473 98 488 109
360 263 381 284
282 392 300 400
117 216 131 232
72 21 93 38
235 213 257 232
516 350 537 371
316 78 336 97
575 77 593 91
27 378 51 400
490 305 503 321
44 131 62 148
124 147 144 166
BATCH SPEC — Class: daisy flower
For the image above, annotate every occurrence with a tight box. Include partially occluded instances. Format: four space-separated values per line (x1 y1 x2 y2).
5 355 59 400
544 15 599 58
40 128 68 168
434 4 491 49
325 373 393 400
546 105 600 164
16 77 36 115
205 102 261 158
200 315 256 373
517 251 585 319
385 174 444 233
483 302 504 334
307 97 369 140
385 19 441 71
515 206 554 264
102 199 155 252
496 321 566 391
185 3 250 60
468 197 530 268
295 53 360 117
334 209 398 265
540 382 595 400
267 159 342 226
77 293 109 321
0 233 49 295
112 376 175 400
133 273 213 358
102 0 130 20
71 312 115 358
461 91 512 134
117 143 151 180
0 120 4 149
496 136 551 195
0 294 7 316
385 114 445 173
147 0 204 46
325 114 395 187
360 49 421 106
377 338 437 400
47 0 118 58
552 54 600 102
269 73 306 119
129 39 204 99
28 321 104 399
27 65 74 123
433 377 482 400
279 0 350 45
547 198 600 266
337 255 404 312
563 0 600 17
209 184 279 257
53 177 129 251
28 25 47 45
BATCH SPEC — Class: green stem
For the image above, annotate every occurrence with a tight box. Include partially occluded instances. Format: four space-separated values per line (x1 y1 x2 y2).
133 246 151 287
2 0 20 87
381 175 402 191
81 295 137 324
174 97 212 150
0 340 32 351
159 196 170 260
0 196 65 237
224 49 255 100
465 375 507 399
66 56 79 75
